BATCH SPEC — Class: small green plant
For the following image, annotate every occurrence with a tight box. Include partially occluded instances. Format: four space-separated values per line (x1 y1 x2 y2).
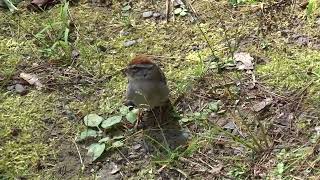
227 164 248 178
180 100 223 124
228 0 259 6
77 106 139 161
35 0 72 61
271 147 314 178
306 0 318 17
174 6 188 17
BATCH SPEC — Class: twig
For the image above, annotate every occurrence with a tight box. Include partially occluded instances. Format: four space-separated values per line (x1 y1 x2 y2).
157 164 167 173
179 157 204 168
73 139 85 170
116 149 132 165
184 0 198 20
170 167 188 178
197 158 215 170
255 82 290 101
293 80 314 113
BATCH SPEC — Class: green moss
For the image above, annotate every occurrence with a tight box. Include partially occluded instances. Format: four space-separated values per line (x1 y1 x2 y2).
257 48 320 102
0 92 58 178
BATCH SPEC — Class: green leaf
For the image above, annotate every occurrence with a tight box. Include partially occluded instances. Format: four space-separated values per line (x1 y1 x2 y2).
64 28 69 43
180 10 188 16
2 0 18 12
277 162 284 174
120 106 130 116
87 143 105 161
101 116 122 129
112 141 124 148
98 137 111 143
112 135 124 140
125 111 137 124
174 8 182 15
78 129 97 141
181 117 192 123
307 0 317 17
208 100 222 112
122 5 131 11
84 114 104 127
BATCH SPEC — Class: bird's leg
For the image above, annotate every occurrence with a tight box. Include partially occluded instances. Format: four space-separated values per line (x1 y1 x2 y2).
159 106 163 125
166 0 170 23
159 105 168 125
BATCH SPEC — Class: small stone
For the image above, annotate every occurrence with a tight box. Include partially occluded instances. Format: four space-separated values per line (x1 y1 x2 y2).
7 85 15 91
315 126 320 136
32 63 39 67
71 49 80 60
120 30 130 36
15 84 28 95
133 144 141 150
123 40 137 47
142 11 153 18
296 36 310 46
152 12 161 18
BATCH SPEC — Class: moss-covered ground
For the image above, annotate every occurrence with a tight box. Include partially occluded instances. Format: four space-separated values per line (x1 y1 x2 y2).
1 0 320 179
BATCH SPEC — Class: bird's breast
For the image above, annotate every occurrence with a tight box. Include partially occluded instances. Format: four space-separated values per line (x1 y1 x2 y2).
126 80 169 108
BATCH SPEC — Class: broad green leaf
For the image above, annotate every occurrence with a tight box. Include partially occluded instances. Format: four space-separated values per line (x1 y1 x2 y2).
208 100 222 112
120 106 130 115
87 143 105 161
84 114 104 127
174 8 182 15
78 129 97 141
180 118 191 123
98 137 111 143
112 141 124 148
101 116 122 129
126 111 137 124
180 10 187 16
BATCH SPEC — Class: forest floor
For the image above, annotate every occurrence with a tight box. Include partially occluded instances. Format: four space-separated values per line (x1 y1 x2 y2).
1 0 320 179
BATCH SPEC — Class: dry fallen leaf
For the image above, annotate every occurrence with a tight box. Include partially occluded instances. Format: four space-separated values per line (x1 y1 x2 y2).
19 73 44 90
234 52 254 70
252 98 273 112
209 164 223 174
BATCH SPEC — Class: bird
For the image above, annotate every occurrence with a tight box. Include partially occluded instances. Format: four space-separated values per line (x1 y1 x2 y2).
124 55 170 126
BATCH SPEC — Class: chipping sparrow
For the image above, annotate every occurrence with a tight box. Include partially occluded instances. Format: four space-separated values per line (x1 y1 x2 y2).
125 55 169 109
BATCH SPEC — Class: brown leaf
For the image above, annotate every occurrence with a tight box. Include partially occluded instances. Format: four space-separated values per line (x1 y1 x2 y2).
19 73 44 90
252 98 273 112
234 52 254 70
209 164 223 174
